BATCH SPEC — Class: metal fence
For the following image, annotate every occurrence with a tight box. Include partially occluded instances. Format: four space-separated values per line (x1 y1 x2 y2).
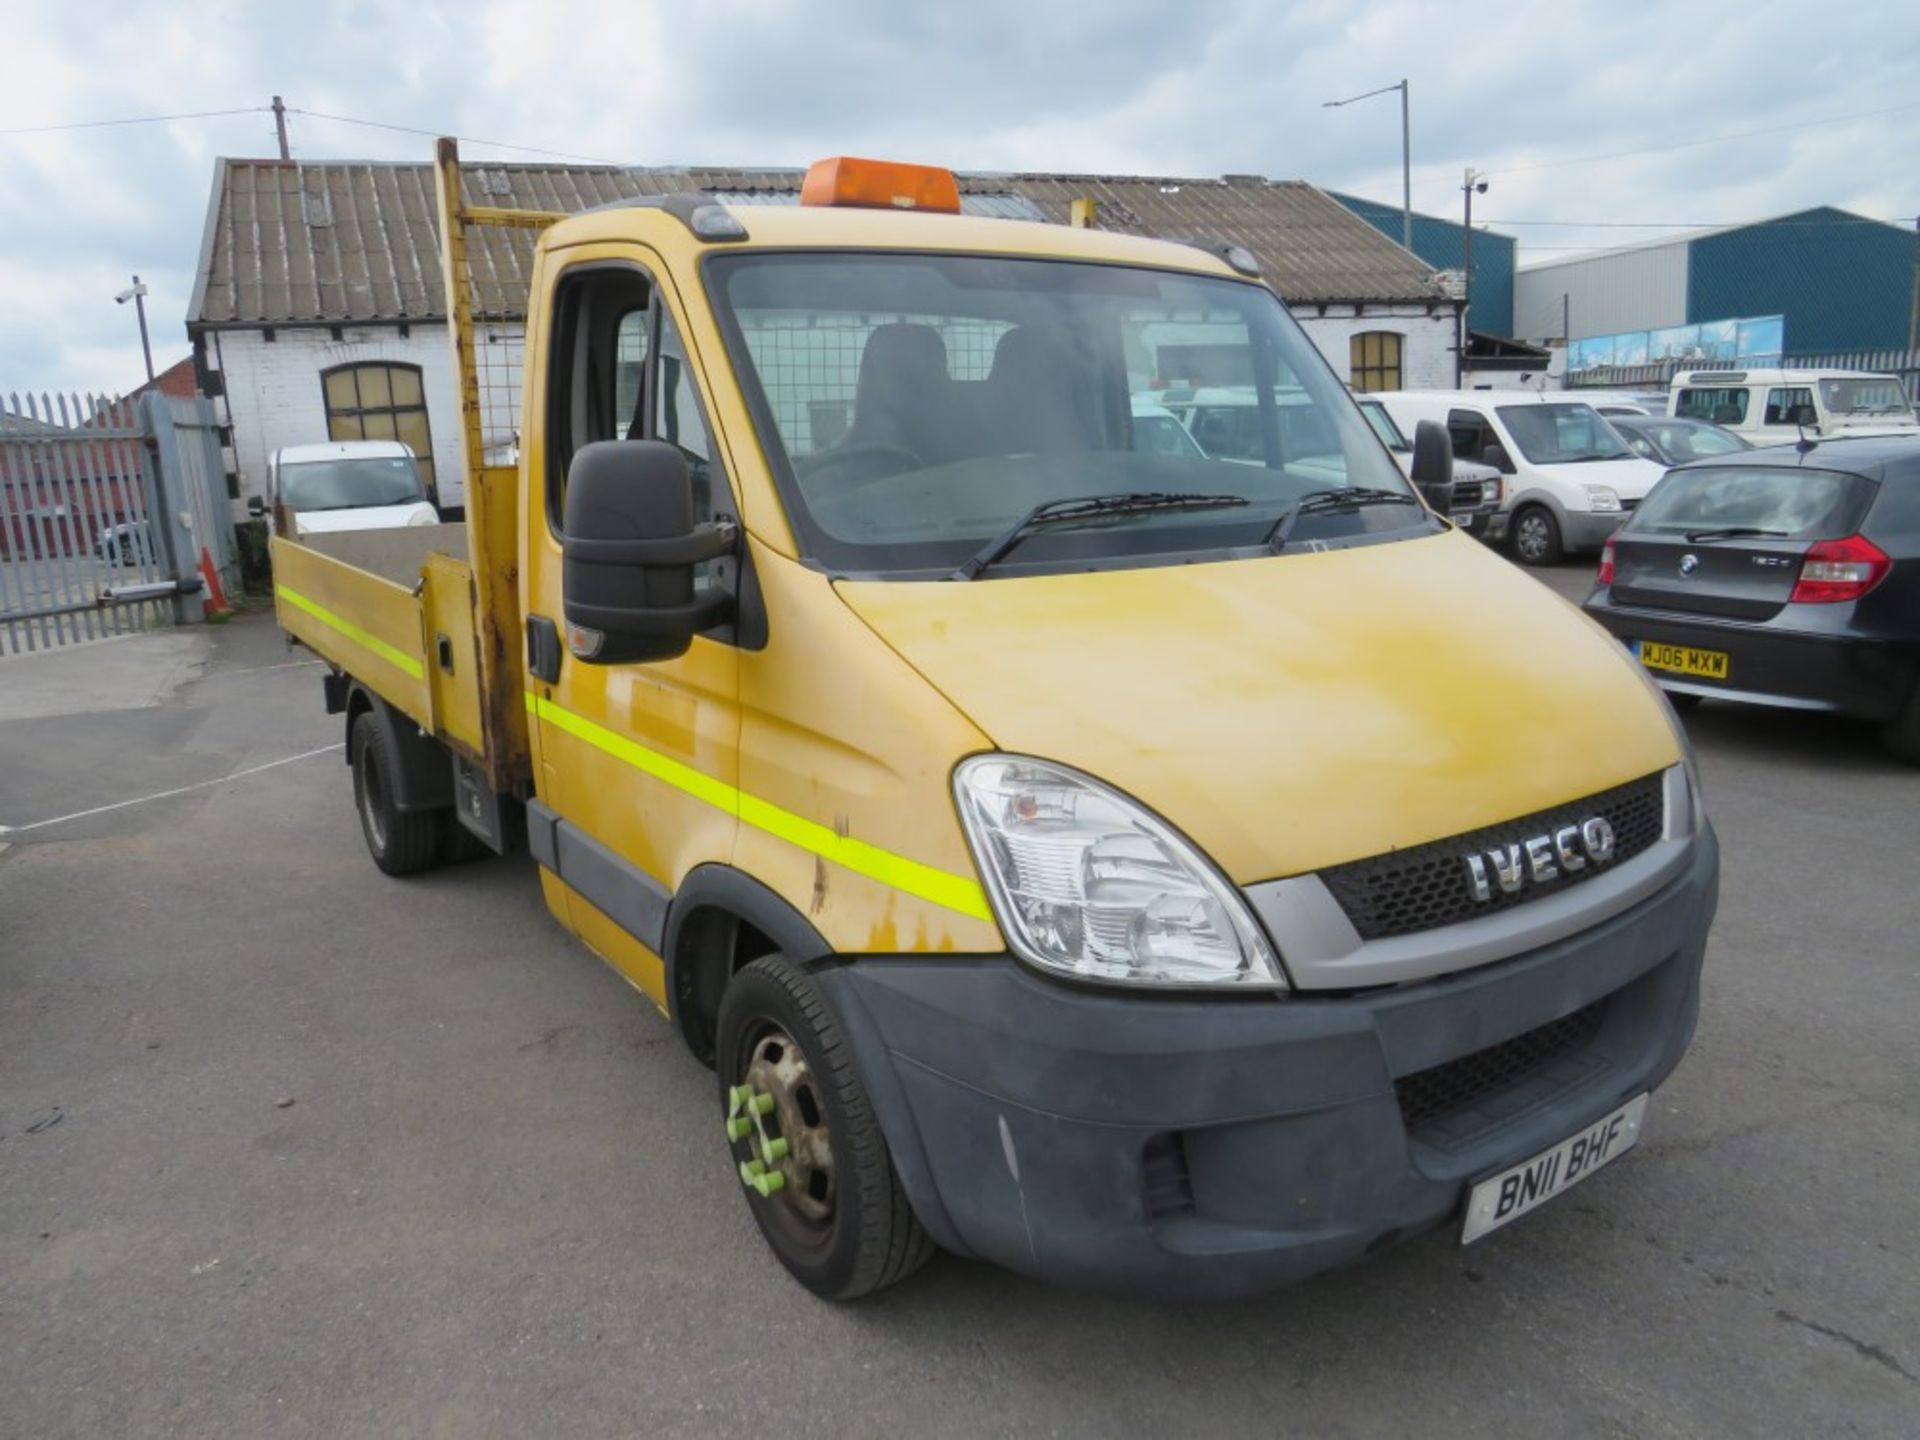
0 391 235 655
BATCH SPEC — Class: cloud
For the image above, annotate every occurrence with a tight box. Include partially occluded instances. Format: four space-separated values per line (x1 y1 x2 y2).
2 0 1917 392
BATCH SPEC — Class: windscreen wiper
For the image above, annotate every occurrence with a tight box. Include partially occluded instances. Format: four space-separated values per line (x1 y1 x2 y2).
1264 487 1424 553
1683 526 1791 542
955 492 1249 579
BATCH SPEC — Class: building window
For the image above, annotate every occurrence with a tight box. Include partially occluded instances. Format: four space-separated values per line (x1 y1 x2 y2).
1349 331 1403 392
321 363 436 497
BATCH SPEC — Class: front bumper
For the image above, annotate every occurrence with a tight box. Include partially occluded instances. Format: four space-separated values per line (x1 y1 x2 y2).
1562 508 1630 552
1584 595 1917 722
817 827 1717 1302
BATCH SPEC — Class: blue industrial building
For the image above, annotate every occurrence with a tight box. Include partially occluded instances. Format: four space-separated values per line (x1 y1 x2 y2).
1328 190 1517 340
1514 207 1918 359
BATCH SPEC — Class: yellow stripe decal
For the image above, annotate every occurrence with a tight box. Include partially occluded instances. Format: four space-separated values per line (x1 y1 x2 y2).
276 584 425 680
526 692 992 922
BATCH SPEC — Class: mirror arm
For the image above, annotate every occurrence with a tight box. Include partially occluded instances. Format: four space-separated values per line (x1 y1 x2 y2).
563 519 738 568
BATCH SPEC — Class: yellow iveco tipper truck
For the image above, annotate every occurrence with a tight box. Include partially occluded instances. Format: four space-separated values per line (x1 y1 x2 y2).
273 141 1718 1302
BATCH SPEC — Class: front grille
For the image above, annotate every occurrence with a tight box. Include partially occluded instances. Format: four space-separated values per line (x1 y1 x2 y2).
1395 1001 1606 1133
1320 773 1666 941
1452 479 1484 509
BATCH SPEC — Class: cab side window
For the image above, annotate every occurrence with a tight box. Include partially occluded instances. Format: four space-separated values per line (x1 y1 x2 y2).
1763 387 1814 426
545 267 727 536
1446 408 1494 464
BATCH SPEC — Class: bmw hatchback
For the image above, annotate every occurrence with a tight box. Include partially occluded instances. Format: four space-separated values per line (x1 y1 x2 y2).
1584 437 1920 762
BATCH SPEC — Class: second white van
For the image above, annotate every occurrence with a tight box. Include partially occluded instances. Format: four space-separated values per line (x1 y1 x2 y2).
1375 391 1665 565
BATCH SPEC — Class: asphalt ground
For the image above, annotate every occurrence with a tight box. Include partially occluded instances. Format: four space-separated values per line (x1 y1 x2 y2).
3 563 1917 1438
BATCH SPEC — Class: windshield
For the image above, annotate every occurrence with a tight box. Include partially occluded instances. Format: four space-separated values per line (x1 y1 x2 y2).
1623 420 1750 463
708 252 1415 575
280 456 425 512
1494 403 1632 464
1630 465 1876 540
1819 378 1915 419
1358 399 1409 452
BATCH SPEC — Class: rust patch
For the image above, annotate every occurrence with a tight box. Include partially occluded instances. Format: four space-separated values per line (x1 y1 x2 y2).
810 855 828 914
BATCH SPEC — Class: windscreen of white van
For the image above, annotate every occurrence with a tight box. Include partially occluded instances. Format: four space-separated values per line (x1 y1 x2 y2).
281 457 427 512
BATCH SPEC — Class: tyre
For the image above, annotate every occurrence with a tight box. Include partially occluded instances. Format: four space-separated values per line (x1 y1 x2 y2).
716 955 933 1299
350 713 443 876
1881 685 1920 766
1510 505 1564 566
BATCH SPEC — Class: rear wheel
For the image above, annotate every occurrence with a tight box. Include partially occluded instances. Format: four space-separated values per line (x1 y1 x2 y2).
350 714 443 876
1510 505 1564 566
1881 685 1920 766
716 955 933 1300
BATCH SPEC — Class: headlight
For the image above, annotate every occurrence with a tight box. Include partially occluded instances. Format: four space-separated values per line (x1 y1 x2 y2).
1584 485 1622 513
953 755 1285 990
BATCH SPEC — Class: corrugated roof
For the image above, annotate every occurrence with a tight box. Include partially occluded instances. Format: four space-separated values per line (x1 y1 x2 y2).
189 159 1446 328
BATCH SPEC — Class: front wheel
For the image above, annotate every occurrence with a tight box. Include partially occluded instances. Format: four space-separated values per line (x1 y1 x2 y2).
716 956 933 1299
1510 505 1564 566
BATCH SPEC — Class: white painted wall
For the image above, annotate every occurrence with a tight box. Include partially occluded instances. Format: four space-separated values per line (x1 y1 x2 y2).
1292 304 1460 392
204 321 523 519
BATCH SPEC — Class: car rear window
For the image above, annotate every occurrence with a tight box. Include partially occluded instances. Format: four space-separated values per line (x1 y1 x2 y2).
1630 465 1877 540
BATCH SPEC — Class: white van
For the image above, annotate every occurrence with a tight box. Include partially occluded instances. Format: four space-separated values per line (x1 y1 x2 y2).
1375 391 1666 565
255 440 440 536
1669 368 1919 444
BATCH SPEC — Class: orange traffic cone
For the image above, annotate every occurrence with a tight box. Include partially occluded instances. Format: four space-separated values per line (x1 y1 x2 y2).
198 547 230 617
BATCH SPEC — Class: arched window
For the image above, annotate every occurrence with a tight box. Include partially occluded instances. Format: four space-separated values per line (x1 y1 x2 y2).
321 363 436 496
1349 331 1404 392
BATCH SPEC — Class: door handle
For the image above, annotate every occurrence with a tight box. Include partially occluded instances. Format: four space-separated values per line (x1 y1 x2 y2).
526 614 561 683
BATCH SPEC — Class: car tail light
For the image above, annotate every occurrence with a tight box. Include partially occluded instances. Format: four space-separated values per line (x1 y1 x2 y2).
1596 537 1616 587
1790 534 1891 603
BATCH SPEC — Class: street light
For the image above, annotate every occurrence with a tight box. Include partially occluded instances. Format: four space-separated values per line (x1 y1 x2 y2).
1323 79 1411 252
1457 170 1489 384
115 276 154 385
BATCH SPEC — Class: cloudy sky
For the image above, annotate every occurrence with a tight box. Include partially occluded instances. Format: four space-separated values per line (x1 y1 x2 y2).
2 0 1916 393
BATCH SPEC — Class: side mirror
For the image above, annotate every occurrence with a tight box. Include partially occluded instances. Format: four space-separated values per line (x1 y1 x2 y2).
1479 440 1515 475
1410 420 1455 514
561 440 735 665
1789 402 1819 429
246 495 267 518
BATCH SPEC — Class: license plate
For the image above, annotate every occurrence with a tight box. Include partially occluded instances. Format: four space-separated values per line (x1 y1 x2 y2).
1461 1094 1649 1244
1638 640 1729 680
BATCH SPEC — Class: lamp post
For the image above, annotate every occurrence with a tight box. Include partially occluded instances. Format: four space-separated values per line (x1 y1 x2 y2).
115 277 154 385
1323 79 1411 252
1457 169 1488 384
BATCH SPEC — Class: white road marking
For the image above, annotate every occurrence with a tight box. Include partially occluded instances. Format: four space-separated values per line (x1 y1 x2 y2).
0 743 344 834
198 659 325 679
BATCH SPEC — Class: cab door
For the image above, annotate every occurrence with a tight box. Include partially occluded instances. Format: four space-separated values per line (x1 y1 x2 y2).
522 248 741 1008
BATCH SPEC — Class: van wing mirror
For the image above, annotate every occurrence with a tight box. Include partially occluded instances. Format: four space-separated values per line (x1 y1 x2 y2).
1479 440 1515 474
1409 420 1455 514
561 440 735 665
1789 402 1819 429
246 495 267 518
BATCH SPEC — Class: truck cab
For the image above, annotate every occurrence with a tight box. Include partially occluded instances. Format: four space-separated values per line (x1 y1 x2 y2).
273 147 1717 1303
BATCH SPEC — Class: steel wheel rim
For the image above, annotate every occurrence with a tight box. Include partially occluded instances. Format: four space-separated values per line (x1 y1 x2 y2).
736 1023 836 1241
